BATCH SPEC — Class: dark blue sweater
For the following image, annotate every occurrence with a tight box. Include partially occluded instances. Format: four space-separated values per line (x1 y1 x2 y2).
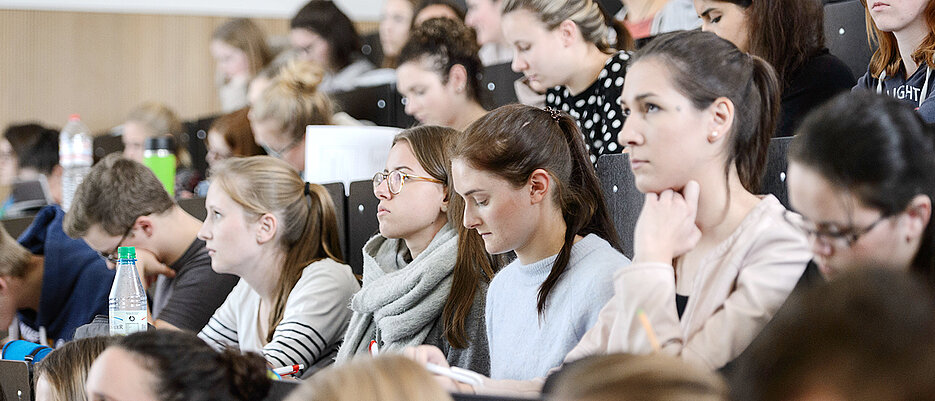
17 205 114 344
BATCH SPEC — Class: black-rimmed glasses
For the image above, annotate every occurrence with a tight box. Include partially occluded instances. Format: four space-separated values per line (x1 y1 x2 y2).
783 210 892 248
98 224 134 264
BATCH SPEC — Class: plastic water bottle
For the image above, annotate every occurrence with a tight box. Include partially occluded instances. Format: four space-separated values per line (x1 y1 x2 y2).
59 114 93 210
109 246 148 336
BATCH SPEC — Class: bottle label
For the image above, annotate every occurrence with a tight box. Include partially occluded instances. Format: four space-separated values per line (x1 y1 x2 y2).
110 310 148 335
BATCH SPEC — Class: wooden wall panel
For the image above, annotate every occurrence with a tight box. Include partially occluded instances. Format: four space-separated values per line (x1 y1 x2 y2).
0 10 292 133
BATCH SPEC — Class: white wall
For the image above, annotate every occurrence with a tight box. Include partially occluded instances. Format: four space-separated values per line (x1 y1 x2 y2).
0 0 382 20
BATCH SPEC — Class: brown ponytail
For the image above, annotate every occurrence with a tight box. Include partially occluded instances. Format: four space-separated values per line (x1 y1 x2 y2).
453 104 621 315
632 31 781 192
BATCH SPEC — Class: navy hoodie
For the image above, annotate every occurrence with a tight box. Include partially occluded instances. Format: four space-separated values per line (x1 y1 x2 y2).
854 62 935 123
16 205 114 345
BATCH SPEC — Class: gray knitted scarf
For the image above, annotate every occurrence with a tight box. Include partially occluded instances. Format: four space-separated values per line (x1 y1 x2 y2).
337 223 458 361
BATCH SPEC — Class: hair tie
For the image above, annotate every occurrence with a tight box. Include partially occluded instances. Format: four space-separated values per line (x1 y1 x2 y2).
546 107 561 122
304 182 311 196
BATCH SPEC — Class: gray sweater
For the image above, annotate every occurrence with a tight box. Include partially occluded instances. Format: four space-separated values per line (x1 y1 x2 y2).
486 234 629 380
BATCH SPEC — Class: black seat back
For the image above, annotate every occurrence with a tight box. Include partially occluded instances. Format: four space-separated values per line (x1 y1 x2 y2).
595 153 644 259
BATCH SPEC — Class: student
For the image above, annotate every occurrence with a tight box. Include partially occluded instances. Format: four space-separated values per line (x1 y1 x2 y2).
413 104 629 382
785 92 935 284
63 154 238 332
465 0 514 65
195 107 265 197
34 336 115 401
396 18 487 131
544 353 728 401
249 60 333 175
411 30 811 396
286 355 454 401
85 330 271 401
413 0 466 25
122 102 199 196
1 123 62 210
196 156 359 377
379 0 418 68
695 0 856 136
502 0 632 165
733 269 935 401
854 0 935 123
211 18 273 113
290 0 375 93
336 126 494 374
0 207 113 346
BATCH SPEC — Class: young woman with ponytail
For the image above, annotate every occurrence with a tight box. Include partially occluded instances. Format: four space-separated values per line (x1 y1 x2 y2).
86 330 271 401
410 103 630 382
501 0 633 165
409 30 810 397
336 126 497 374
196 156 359 378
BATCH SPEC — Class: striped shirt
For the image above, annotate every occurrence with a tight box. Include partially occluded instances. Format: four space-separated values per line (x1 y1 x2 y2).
198 258 360 378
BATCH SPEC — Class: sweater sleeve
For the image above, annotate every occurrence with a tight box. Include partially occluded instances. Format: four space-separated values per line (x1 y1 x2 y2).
262 265 358 377
197 281 245 351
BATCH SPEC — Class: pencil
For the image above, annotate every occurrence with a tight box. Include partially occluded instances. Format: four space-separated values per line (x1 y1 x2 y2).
638 309 662 352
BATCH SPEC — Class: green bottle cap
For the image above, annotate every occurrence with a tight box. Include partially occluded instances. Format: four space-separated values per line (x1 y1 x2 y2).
118 246 136 260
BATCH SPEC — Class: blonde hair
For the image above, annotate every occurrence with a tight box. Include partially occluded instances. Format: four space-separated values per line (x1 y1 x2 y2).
547 353 728 401
125 102 191 168
501 0 630 52
35 336 116 401
209 156 343 342
251 60 333 143
212 18 273 77
0 221 31 277
284 355 454 401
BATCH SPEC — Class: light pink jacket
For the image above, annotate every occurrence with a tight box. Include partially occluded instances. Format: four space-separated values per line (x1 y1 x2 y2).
474 195 811 396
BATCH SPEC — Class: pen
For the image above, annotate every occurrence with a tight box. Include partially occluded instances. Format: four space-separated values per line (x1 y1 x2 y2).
273 364 305 376
425 363 483 386
638 309 662 352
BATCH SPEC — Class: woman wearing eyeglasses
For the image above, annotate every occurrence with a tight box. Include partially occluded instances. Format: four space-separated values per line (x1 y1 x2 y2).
336 126 497 375
249 59 334 175
786 92 935 284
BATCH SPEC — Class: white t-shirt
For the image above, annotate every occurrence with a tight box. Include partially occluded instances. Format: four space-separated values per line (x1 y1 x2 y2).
198 258 360 378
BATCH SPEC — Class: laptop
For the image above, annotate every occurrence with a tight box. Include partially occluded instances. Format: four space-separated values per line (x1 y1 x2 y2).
0 360 32 401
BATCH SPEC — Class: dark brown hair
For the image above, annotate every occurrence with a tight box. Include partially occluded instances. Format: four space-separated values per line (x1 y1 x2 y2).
207 108 264 158
453 104 621 315
397 17 483 104
210 156 344 342
63 153 175 238
391 126 498 348
790 92 935 286
718 0 825 89
3 123 59 175
290 0 363 70
860 0 935 78
633 30 781 192
119 330 271 401
732 269 935 401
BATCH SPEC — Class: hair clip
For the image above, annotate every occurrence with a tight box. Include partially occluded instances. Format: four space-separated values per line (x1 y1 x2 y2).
545 107 561 122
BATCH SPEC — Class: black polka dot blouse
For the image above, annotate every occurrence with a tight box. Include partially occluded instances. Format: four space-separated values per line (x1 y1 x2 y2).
546 51 630 166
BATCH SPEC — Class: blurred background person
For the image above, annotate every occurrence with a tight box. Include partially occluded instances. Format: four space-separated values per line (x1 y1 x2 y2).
290 0 376 93
211 18 274 113
194 107 265 197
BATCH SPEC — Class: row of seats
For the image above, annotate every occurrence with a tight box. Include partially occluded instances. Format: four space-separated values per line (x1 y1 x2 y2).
3 137 792 274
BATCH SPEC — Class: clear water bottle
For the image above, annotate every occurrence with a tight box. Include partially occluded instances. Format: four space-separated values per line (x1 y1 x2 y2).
109 246 148 336
59 114 93 210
